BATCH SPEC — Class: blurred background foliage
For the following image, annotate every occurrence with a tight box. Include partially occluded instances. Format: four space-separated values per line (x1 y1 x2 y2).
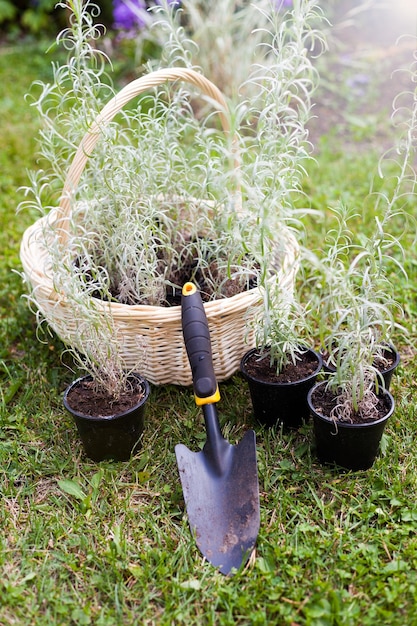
0 1 124 37
0 1 175 77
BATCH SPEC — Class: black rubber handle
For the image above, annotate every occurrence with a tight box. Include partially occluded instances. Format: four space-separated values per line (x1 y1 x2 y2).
181 283 219 403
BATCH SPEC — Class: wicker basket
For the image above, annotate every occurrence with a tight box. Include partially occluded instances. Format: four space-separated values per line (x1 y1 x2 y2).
20 68 299 386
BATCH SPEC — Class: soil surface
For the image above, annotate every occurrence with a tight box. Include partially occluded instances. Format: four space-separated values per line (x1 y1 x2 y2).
323 346 397 373
242 349 320 384
80 243 257 307
310 382 392 425
163 258 257 306
66 376 146 418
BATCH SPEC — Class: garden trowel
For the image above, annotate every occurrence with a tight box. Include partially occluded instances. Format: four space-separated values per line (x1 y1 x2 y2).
175 282 260 575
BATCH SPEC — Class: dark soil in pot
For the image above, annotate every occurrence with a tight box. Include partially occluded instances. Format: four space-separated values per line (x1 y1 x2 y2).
66 376 146 417
240 348 322 429
76 237 258 307
310 381 392 424
242 349 320 383
164 258 258 306
322 344 400 390
64 373 150 462
308 381 395 471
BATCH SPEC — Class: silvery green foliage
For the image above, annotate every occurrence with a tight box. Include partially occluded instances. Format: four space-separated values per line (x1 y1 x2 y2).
310 43 417 417
240 0 326 372
18 0 256 395
19 0 330 391
311 203 400 415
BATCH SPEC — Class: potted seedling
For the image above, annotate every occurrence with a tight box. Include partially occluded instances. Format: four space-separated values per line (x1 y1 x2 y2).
64 373 150 462
306 199 407 470
60 285 150 462
306 222 397 470
53 261 153 464
307 297 398 472
306 37 417 469
15 0 157 461
240 283 323 429
236 0 325 428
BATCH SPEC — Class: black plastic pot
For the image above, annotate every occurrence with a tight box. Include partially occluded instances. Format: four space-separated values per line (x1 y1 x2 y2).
376 344 400 390
322 344 400 390
63 373 150 462
240 347 323 429
308 381 395 471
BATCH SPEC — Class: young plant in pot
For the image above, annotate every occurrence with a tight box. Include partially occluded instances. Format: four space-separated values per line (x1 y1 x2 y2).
232 0 326 428
306 204 404 471
241 282 323 429
308 324 397 473
61 298 150 462
307 36 417 469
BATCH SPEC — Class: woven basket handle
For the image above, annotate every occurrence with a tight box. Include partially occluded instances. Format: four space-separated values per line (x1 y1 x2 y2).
57 67 234 246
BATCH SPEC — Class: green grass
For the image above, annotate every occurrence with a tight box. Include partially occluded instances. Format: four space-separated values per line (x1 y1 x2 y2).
1 37 417 625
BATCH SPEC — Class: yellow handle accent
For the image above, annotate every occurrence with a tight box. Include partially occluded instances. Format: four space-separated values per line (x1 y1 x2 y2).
195 387 221 406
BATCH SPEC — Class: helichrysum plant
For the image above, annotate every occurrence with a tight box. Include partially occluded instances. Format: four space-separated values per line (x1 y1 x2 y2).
242 0 325 372
310 45 417 421
310 203 401 420
148 0 327 373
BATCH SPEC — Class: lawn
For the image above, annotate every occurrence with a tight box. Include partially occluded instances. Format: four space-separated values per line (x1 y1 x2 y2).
1 16 417 626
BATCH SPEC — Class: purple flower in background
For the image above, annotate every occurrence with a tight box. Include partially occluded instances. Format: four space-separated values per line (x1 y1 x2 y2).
113 0 180 32
275 0 293 9
113 0 149 31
